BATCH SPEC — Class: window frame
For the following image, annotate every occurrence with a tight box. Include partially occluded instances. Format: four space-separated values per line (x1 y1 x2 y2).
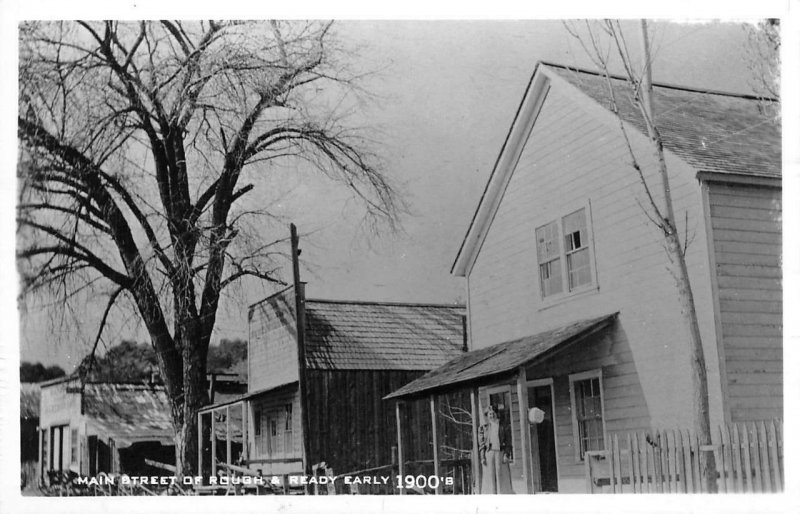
283 403 294 455
534 202 598 305
568 369 607 463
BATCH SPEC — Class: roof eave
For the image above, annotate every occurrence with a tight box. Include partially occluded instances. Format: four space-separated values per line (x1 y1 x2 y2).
451 62 553 277
696 170 781 187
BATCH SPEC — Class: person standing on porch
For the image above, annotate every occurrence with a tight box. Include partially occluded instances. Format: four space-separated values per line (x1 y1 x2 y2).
479 405 514 494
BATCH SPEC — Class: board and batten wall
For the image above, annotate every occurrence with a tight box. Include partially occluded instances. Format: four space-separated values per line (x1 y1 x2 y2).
466 81 727 491
706 182 782 423
248 287 299 393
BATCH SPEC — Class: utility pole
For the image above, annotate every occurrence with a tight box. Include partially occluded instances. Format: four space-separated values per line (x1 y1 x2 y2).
291 224 312 493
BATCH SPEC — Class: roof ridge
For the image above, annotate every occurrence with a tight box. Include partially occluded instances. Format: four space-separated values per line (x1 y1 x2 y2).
540 61 777 102
306 298 465 309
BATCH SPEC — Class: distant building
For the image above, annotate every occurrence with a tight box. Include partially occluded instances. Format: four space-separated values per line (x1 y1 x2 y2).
20 383 40 489
38 377 175 484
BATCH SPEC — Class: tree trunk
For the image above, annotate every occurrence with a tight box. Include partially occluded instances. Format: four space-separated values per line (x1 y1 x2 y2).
639 20 717 492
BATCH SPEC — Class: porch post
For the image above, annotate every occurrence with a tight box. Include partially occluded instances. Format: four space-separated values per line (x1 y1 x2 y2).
241 402 248 462
197 411 203 477
430 395 440 494
470 387 482 494
226 406 232 474
516 367 533 494
395 401 405 495
211 411 217 478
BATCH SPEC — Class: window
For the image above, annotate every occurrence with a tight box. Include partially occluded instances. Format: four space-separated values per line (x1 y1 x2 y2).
569 370 606 461
535 206 595 299
70 428 78 465
283 404 293 454
41 429 49 471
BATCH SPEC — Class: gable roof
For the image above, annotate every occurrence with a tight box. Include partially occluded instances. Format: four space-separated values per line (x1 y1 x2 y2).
83 383 174 448
304 299 466 371
548 63 780 179
451 61 781 277
385 313 617 400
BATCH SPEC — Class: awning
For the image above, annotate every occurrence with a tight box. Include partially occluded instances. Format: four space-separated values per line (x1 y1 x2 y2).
198 381 298 414
384 313 618 400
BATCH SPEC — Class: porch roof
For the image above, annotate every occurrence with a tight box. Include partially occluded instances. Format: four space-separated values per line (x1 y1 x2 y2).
384 313 618 400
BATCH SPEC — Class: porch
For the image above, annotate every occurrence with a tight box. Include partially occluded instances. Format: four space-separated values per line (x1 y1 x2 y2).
385 313 618 494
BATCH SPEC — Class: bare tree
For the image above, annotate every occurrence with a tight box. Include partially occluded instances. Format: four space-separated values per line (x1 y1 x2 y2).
564 19 721 491
17 20 400 476
744 19 780 120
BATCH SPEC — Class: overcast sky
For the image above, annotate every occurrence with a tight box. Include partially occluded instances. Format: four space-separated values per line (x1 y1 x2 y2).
16 20 771 369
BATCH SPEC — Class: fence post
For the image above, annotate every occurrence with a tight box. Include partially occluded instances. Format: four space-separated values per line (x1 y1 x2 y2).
767 420 782 491
731 424 744 492
757 421 772 492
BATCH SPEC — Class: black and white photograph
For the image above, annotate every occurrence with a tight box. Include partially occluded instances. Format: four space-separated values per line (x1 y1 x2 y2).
1 3 796 513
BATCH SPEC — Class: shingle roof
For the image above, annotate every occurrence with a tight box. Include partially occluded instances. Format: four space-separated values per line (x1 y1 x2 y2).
304 300 466 371
83 383 174 448
547 63 781 178
385 313 618 400
20 383 40 420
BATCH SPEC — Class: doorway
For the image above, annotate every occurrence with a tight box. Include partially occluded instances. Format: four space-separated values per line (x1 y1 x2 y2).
528 381 558 492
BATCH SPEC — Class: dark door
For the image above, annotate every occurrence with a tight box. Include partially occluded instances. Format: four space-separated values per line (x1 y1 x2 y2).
528 385 558 492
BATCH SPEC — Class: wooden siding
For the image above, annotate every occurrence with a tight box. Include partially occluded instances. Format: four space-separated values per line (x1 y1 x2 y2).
467 84 723 429
248 288 299 392
708 183 782 423
248 386 303 475
306 369 433 475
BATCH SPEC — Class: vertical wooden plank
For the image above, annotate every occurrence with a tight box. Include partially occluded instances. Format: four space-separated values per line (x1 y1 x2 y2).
731 423 744 492
688 430 706 493
633 433 642 493
675 429 687 493
653 432 663 493
767 420 782 491
661 430 671 493
584 454 593 494
430 395 440 495
716 425 727 493
516 369 532 494
668 430 678 493
626 433 635 494
757 421 772 492
211 411 217 478
226 406 232 474
613 435 623 493
395 401 405 495
722 424 734 492
470 388 482 494
642 432 651 493
748 423 762 492
242 402 248 462
741 423 753 493
606 434 615 493
197 411 204 479
777 419 784 490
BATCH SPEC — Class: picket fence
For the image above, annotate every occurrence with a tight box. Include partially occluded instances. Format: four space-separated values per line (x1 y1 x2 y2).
585 419 783 493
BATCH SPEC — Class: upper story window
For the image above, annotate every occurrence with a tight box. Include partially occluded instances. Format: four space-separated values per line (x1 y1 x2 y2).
535 206 595 300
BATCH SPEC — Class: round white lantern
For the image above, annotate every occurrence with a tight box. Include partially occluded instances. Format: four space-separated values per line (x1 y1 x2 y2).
528 407 545 424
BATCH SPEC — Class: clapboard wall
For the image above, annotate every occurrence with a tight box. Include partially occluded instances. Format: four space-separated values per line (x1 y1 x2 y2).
707 182 782 423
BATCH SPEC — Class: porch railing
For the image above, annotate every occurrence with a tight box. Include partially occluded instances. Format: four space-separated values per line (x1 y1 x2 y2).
585 419 783 493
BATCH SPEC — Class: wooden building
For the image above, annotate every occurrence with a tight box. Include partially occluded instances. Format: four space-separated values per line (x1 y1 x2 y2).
387 62 781 494
38 377 175 483
198 285 466 486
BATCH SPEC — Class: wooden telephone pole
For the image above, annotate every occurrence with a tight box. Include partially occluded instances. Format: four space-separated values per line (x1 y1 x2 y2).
291 224 312 492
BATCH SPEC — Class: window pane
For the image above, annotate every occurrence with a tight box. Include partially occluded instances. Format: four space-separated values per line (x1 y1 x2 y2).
567 248 591 290
540 259 563 297
563 208 587 249
536 222 560 262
